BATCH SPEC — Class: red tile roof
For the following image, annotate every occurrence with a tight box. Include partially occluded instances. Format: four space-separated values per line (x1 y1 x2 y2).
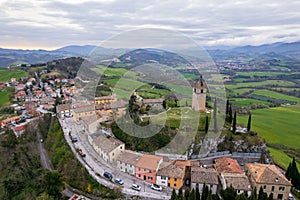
214 157 243 174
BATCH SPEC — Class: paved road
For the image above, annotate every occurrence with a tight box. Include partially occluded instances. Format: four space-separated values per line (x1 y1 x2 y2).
60 117 171 199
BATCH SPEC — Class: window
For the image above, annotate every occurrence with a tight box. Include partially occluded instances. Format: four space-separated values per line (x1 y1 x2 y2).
174 178 177 181
120 146 122 149
125 163 127 166
237 190 241 194
149 170 152 173
271 186 275 192
139 167 141 171
279 186 285 191
263 185 266 190
144 168 146 171
138 174 141 177
148 176 153 180
162 181 165 184
201 89 203 93
174 183 177 187
112 153 114 156
277 194 283 200
161 176 166 180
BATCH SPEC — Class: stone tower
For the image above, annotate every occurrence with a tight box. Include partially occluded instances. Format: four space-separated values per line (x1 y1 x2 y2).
192 75 207 111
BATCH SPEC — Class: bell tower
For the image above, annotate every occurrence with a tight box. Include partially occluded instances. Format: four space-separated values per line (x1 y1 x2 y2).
192 75 207 111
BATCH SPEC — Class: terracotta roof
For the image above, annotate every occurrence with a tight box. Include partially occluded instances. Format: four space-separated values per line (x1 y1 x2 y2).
93 134 124 153
174 160 191 167
135 154 163 171
245 163 292 186
157 163 185 179
73 105 94 113
191 167 219 185
116 150 142 166
214 157 243 174
14 125 25 131
223 173 252 191
95 94 116 100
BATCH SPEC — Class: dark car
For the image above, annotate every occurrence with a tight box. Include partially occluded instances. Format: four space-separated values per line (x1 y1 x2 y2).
103 172 113 180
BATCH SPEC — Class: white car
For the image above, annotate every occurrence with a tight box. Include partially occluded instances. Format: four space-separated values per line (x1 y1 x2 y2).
151 184 162 191
131 184 141 191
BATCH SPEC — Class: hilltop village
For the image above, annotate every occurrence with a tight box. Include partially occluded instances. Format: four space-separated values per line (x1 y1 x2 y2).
0 68 295 200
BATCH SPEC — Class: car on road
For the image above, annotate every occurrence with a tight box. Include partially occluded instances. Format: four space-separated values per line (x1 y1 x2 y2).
131 184 141 191
151 184 162 191
114 178 124 185
103 172 113 180
72 136 78 143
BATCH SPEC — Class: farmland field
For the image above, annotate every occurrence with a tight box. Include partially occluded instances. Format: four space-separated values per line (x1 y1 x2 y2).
250 89 300 104
0 89 10 107
268 147 300 171
236 71 289 77
229 98 271 107
225 80 295 89
0 69 29 82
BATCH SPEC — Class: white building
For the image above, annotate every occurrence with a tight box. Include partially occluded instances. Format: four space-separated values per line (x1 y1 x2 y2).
116 150 142 175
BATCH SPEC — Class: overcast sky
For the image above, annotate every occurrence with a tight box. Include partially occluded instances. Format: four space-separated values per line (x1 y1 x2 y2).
1 0 300 49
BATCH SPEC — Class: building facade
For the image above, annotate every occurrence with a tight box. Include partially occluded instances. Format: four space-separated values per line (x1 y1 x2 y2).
245 163 292 200
116 150 142 175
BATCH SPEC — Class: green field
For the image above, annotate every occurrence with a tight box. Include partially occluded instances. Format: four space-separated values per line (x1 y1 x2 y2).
0 90 10 107
226 80 295 89
251 89 300 104
268 147 300 171
229 98 271 107
0 69 29 82
236 71 289 77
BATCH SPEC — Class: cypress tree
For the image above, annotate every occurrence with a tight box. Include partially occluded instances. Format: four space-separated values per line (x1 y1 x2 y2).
201 183 208 200
267 193 273 200
178 188 183 200
190 188 196 200
226 100 229 115
228 104 233 123
171 188 177 200
247 113 252 132
196 184 201 200
291 157 300 189
205 115 209 134
184 188 190 200
258 187 267 200
285 162 292 180
232 111 237 133
213 98 217 133
249 187 257 200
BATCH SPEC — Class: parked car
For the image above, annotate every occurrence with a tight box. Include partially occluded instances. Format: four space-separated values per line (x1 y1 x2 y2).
131 184 141 191
103 172 113 180
114 178 124 185
72 136 78 143
151 184 162 191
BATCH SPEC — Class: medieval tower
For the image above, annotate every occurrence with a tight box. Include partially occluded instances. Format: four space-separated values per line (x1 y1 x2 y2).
192 75 207 111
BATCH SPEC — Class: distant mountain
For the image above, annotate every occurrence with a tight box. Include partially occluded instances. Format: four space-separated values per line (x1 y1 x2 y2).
1 41 299 68
110 48 192 69
54 45 97 55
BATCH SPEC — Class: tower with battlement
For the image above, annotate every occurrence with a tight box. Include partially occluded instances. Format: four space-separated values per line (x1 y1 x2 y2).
192 75 207 111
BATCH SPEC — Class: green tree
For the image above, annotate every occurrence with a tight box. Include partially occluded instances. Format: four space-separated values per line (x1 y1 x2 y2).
247 113 252 132
213 98 217 133
267 193 273 200
42 171 63 198
190 188 196 200
220 186 237 200
257 187 267 200
226 100 229 115
235 193 248 200
178 188 183 200
249 187 257 200
196 184 201 200
201 183 209 200
285 162 292 180
184 188 190 200
228 104 233 123
291 157 300 189
171 188 177 200
232 111 237 133
36 192 55 200
205 115 209 134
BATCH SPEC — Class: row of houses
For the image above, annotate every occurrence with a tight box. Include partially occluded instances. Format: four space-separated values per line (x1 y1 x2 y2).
85 129 291 200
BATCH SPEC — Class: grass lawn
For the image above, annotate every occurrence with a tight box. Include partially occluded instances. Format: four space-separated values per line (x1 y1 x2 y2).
231 88 254 95
0 69 29 82
229 98 271 107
